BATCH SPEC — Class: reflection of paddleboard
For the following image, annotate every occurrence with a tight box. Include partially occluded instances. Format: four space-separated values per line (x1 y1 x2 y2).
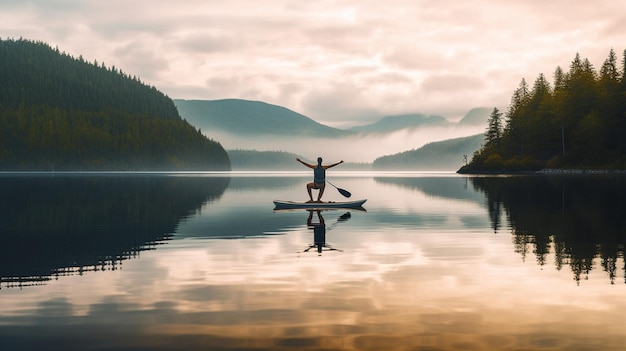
273 199 367 210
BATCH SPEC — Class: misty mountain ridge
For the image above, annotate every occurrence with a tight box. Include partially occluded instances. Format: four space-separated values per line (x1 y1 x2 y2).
175 98 491 137
455 107 492 127
348 113 450 134
175 98 490 164
175 99 351 138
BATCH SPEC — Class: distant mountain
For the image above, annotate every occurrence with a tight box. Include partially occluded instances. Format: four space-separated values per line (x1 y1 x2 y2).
372 134 484 170
455 107 491 128
175 97 491 169
177 99 488 138
175 99 352 137
348 113 450 134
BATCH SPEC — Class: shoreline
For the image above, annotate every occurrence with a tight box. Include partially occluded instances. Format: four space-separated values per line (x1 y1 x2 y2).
458 168 626 175
536 168 626 174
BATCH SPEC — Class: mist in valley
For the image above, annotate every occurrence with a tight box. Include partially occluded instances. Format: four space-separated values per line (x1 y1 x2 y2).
207 123 486 164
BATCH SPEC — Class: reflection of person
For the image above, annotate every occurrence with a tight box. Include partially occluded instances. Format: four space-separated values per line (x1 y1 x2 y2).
296 157 344 203
301 210 345 255
307 210 326 254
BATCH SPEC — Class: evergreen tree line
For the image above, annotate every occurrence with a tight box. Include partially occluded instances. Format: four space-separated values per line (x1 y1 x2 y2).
461 49 626 172
0 38 230 170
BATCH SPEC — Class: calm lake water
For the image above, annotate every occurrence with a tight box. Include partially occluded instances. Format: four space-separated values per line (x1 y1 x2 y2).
1 172 625 351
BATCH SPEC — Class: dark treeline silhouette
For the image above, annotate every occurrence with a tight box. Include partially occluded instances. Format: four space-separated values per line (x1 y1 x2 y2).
0 38 230 170
0 174 230 288
471 175 626 284
460 49 626 172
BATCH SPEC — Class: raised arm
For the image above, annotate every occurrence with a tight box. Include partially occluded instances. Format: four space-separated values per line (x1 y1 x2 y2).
323 160 344 169
296 158 315 169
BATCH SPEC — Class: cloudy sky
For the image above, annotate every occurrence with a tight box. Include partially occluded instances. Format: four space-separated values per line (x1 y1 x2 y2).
1 0 625 126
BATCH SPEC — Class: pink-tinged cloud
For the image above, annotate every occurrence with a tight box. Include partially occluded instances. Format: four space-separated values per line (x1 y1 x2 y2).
0 0 624 124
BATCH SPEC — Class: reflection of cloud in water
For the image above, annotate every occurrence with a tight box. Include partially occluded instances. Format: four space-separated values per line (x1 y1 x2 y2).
374 175 485 204
351 177 490 231
4 231 626 351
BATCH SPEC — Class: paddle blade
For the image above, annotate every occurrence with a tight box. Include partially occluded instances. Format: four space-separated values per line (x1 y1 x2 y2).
338 188 351 198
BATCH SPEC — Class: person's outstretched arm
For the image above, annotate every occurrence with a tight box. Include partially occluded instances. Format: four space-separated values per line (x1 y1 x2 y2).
324 160 344 169
296 158 315 169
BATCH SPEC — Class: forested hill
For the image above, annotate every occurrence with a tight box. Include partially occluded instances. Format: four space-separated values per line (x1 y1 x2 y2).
460 49 626 173
372 134 483 171
0 38 230 171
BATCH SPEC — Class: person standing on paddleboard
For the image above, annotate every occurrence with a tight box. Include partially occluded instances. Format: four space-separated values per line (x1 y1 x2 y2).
296 157 344 203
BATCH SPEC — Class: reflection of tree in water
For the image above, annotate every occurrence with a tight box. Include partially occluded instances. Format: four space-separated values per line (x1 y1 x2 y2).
471 175 626 284
0 175 229 288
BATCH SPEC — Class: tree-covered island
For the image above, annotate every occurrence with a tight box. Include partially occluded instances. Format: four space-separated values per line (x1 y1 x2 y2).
0 38 230 171
459 49 626 173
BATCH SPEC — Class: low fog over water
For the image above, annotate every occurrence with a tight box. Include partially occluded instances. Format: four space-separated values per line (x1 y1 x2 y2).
207 124 486 163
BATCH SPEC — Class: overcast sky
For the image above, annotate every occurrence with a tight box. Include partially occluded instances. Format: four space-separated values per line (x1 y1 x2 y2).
1 0 625 126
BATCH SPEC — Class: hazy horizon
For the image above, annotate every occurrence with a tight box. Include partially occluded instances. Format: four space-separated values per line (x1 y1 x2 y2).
207 123 484 164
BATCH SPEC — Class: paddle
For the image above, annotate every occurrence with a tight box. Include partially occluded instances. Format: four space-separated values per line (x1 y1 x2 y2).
325 180 351 198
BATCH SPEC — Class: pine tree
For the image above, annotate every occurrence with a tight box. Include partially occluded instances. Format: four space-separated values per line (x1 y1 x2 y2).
485 107 503 146
502 78 530 156
525 73 555 159
597 49 621 159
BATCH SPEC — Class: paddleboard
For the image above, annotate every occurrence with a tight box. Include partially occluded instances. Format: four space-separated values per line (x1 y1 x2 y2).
273 199 367 210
